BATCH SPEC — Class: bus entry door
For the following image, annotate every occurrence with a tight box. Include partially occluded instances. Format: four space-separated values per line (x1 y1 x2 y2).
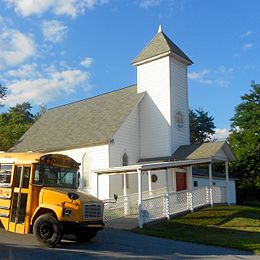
9 166 31 234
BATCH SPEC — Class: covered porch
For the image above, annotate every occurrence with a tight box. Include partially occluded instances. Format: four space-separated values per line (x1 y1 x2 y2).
96 143 236 229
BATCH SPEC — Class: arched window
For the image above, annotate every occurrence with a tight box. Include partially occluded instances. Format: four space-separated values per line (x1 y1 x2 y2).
122 152 128 166
122 152 129 188
82 152 91 188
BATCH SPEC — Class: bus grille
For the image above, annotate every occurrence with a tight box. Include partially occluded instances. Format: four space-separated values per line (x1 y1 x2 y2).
84 203 103 219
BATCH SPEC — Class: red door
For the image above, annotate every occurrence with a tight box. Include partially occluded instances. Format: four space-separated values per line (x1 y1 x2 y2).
176 172 187 191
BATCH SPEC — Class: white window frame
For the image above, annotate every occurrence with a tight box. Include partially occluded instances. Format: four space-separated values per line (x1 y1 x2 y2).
82 152 91 188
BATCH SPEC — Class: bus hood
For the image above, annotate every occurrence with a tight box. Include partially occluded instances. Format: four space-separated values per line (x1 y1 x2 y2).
42 187 103 204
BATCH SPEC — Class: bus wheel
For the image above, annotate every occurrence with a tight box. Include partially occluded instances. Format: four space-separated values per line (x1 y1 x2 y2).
74 229 98 242
33 213 62 248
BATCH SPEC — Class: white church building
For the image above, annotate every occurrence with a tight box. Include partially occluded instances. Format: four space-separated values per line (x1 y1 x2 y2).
12 27 236 227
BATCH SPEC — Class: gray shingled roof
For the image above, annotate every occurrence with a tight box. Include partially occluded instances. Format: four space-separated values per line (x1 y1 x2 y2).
172 142 236 162
138 142 236 163
11 85 145 153
132 31 193 65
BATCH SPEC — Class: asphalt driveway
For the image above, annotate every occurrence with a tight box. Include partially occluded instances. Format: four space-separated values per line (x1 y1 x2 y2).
0 227 258 259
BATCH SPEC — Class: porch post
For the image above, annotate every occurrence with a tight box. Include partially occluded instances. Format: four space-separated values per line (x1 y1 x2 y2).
123 174 127 196
209 163 213 206
225 161 230 205
187 166 193 211
96 173 99 198
123 173 130 215
137 169 143 228
165 168 170 220
148 170 152 195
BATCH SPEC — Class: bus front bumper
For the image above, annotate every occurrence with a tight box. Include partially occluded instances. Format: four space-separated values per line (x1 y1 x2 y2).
61 221 104 233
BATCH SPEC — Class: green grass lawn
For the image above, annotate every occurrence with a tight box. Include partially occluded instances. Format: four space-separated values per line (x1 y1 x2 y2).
134 205 260 254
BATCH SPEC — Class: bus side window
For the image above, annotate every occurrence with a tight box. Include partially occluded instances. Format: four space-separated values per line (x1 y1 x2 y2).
0 164 12 186
33 165 43 185
22 167 31 188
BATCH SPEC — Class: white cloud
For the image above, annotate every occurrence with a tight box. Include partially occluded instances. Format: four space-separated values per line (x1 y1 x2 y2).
243 43 253 50
188 66 233 88
241 30 253 38
139 0 161 8
213 128 230 141
0 29 36 69
216 65 233 74
0 15 13 29
5 0 109 17
215 79 229 88
188 69 210 80
80 57 93 68
41 20 68 43
6 63 40 78
188 69 214 85
4 69 90 106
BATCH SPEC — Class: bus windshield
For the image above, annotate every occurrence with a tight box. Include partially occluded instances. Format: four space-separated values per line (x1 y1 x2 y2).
34 164 78 189
33 154 79 189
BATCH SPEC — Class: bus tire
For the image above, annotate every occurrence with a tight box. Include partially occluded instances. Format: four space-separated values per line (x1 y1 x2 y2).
33 213 62 248
74 229 98 242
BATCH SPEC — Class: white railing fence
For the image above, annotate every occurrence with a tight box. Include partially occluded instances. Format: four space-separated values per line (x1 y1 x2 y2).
212 186 226 204
142 194 166 223
193 186 208 208
103 185 227 224
169 190 188 214
103 188 167 222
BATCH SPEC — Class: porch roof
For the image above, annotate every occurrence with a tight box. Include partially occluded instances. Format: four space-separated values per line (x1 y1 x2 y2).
172 141 236 162
138 142 236 165
95 158 212 175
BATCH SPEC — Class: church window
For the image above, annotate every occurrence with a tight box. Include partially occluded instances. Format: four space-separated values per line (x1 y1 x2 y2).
122 152 129 188
82 153 91 188
122 153 128 166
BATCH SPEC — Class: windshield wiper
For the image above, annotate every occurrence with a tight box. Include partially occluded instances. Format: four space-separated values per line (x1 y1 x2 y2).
59 167 73 183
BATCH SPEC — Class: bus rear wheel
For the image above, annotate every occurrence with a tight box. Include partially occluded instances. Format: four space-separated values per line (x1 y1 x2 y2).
74 229 98 242
33 213 62 248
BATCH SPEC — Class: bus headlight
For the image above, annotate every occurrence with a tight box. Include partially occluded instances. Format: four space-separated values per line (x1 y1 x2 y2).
63 209 73 217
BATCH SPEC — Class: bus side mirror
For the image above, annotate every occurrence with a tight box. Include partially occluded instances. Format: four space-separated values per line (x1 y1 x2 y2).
68 192 79 202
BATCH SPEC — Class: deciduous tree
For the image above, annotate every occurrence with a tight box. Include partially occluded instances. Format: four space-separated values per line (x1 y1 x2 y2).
189 108 216 144
0 102 35 151
228 81 260 203
0 82 7 107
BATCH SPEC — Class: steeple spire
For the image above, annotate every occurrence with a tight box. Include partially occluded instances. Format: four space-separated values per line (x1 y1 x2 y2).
132 26 193 65
158 25 163 33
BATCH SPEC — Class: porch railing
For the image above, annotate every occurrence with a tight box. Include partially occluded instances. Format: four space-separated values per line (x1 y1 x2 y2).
103 185 226 224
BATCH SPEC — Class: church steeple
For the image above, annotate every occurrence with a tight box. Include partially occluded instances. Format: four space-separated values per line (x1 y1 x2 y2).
132 27 193 66
133 27 192 157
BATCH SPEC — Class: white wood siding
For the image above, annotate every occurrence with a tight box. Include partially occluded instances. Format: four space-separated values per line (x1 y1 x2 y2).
170 58 190 153
137 57 171 158
109 105 140 197
193 177 236 204
57 145 109 199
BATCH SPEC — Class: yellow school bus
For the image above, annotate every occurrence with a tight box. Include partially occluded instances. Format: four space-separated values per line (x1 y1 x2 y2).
0 152 104 247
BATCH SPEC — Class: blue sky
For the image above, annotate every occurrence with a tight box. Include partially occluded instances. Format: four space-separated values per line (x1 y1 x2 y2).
0 0 259 140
